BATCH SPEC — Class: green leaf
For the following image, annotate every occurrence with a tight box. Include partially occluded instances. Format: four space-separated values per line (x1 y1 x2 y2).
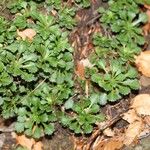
21 72 36 82
122 79 140 89
61 115 70 126
118 85 130 95
115 74 126 81
15 122 25 133
56 72 65 84
24 120 33 129
90 104 99 113
17 107 27 116
0 97 4 105
125 67 138 78
90 93 99 105
33 126 42 138
69 122 82 134
13 15 27 29
99 93 107 105
40 114 48 122
82 123 93 134
25 128 32 136
64 98 74 110
0 72 13 86
97 59 106 71
17 116 26 122
0 62 4 72
44 124 55 135
48 114 57 122
91 74 101 83
15 146 28 150
108 90 121 102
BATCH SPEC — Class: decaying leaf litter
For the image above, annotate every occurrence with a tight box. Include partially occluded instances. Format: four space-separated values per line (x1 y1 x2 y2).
0 0 150 150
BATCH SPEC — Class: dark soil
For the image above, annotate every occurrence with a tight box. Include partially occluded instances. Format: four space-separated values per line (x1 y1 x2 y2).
42 124 74 150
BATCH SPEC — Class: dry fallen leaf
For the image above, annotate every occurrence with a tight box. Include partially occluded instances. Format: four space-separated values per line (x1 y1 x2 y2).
144 4 150 10
15 134 35 150
76 59 93 79
103 128 115 137
51 9 57 16
144 116 150 126
131 94 150 116
93 135 124 150
95 138 123 150
13 133 43 150
80 58 93 68
138 126 150 139
135 51 150 77
76 61 85 79
146 10 150 23
140 75 150 87
142 10 150 35
104 139 124 150
142 23 150 36
123 120 144 146
123 109 141 123
17 28 36 41
33 141 43 150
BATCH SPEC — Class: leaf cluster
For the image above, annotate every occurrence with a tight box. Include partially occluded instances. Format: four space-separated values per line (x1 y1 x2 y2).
86 0 146 103
0 1 74 138
0 0 148 138
61 95 105 134
75 0 91 8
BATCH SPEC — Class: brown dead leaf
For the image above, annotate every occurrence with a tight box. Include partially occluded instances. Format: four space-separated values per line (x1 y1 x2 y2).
144 4 150 10
95 138 123 150
103 137 123 150
123 120 144 146
146 10 150 23
93 140 106 150
144 116 150 126
135 51 150 77
76 61 85 79
104 139 123 150
142 9 150 35
13 133 43 150
138 126 150 139
17 28 36 41
33 141 43 150
140 75 150 87
51 9 57 16
123 109 141 123
75 59 93 79
103 128 115 137
80 58 93 68
142 23 150 36
15 134 35 150
131 94 150 116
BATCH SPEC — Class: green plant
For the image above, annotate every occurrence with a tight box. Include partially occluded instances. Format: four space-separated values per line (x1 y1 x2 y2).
61 95 105 134
7 0 28 13
45 0 76 30
96 0 147 60
89 60 139 102
0 0 148 138
85 0 147 103
15 146 28 150
75 0 90 8
0 2 74 138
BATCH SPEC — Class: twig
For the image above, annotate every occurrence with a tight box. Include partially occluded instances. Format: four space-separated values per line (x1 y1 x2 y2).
86 14 101 26
0 127 15 133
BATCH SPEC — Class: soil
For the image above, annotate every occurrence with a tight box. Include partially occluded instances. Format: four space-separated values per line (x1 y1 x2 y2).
0 0 150 150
